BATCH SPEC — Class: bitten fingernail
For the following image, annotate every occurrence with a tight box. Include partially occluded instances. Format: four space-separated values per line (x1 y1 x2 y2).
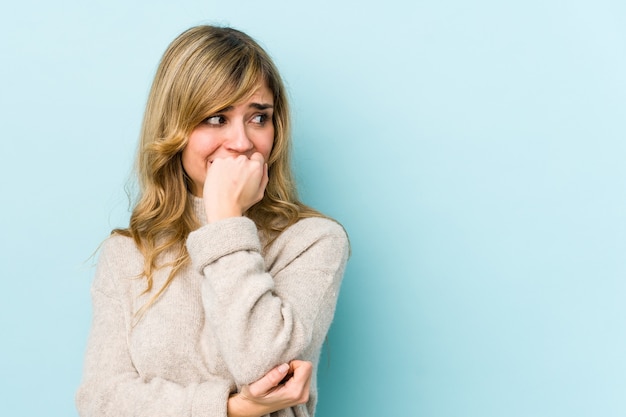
278 363 289 373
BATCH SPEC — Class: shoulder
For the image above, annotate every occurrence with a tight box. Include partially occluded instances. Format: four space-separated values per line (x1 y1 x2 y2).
98 233 142 265
92 233 143 296
282 217 348 243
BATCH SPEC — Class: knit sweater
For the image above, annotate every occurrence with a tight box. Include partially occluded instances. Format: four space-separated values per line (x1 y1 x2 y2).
76 197 349 417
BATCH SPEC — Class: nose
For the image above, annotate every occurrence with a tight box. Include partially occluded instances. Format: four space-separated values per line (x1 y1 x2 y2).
224 123 254 154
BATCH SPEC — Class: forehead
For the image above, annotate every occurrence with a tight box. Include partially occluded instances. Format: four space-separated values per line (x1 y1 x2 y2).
250 82 274 104
238 82 274 106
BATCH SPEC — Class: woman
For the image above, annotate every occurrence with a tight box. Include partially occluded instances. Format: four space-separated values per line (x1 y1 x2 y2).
76 25 349 417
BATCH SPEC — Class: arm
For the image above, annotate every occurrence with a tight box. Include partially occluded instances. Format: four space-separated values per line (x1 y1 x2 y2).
77 276 312 417
186 216 349 386
76 238 232 417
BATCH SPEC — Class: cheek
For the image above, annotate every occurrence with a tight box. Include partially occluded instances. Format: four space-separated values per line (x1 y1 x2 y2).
184 129 218 166
263 143 274 161
260 129 275 160
181 133 209 178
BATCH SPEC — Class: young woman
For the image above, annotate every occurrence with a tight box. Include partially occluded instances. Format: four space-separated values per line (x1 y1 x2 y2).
76 25 349 417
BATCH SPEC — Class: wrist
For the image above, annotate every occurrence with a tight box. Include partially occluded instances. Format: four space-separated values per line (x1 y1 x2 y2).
227 394 248 417
228 393 271 417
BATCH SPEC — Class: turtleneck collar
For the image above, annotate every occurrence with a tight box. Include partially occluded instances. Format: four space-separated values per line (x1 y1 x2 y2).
190 194 208 226
189 194 267 246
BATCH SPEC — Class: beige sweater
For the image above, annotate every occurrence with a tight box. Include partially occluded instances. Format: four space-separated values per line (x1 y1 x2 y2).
76 197 349 417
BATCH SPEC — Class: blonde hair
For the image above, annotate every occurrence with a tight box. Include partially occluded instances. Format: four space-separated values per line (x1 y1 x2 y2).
115 25 322 312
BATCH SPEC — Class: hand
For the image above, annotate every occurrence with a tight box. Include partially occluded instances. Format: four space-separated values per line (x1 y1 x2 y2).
203 153 269 223
227 360 313 417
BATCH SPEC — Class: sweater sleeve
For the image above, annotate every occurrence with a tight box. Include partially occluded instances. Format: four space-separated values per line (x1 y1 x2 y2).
76 238 232 417
186 217 349 386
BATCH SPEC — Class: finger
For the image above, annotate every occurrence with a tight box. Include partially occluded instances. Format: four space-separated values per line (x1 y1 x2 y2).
247 363 290 397
300 374 312 404
282 361 311 387
259 163 269 194
249 152 265 163
282 361 312 404
289 360 312 375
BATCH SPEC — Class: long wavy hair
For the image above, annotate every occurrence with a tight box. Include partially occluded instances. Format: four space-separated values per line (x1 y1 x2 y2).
114 25 322 312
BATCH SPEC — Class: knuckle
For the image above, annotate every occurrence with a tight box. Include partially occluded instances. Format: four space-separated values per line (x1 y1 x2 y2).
299 389 310 404
301 362 313 375
245 385 260 398
299 390 310 404
267 369 282 384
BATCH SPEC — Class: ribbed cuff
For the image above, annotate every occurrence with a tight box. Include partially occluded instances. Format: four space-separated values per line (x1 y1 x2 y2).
186 217 261 273
191 378 232 417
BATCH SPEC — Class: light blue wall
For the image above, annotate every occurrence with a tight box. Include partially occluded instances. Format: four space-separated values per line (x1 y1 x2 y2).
1 1 624 416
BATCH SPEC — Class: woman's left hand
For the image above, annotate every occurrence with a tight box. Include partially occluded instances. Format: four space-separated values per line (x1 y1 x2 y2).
227 360 312 417
202 152 269 223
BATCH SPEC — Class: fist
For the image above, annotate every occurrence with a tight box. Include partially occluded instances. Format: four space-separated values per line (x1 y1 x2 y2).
202 153 269 222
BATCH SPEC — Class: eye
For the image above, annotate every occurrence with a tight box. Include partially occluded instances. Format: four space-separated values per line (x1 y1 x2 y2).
251 113 270 125
204 115 226 126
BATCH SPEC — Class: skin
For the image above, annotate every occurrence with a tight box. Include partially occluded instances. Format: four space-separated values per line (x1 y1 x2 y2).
228 360 313 417
182 84 313 415
182 83 274 223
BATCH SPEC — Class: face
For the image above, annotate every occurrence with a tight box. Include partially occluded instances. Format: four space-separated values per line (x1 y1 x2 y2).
182 83 275 197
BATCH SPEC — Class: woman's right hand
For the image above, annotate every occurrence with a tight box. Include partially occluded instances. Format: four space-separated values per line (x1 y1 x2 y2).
203 153 269 223
227 360 312 417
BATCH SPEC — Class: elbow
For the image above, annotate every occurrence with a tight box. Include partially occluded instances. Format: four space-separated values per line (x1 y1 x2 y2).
224 315 312 384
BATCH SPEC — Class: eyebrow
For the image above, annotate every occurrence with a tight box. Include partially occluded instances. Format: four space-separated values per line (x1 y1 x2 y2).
219 103 274 112
250 103 274 110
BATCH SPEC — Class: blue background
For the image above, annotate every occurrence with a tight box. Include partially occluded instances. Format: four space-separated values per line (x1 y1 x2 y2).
1 1 625 416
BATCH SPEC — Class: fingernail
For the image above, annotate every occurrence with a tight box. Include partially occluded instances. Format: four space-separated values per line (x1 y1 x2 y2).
278 363 289 374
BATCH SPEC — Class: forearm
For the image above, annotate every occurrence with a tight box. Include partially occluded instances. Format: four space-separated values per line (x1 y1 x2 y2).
187 217 349 385
77 373 231 417
201 249 310 376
